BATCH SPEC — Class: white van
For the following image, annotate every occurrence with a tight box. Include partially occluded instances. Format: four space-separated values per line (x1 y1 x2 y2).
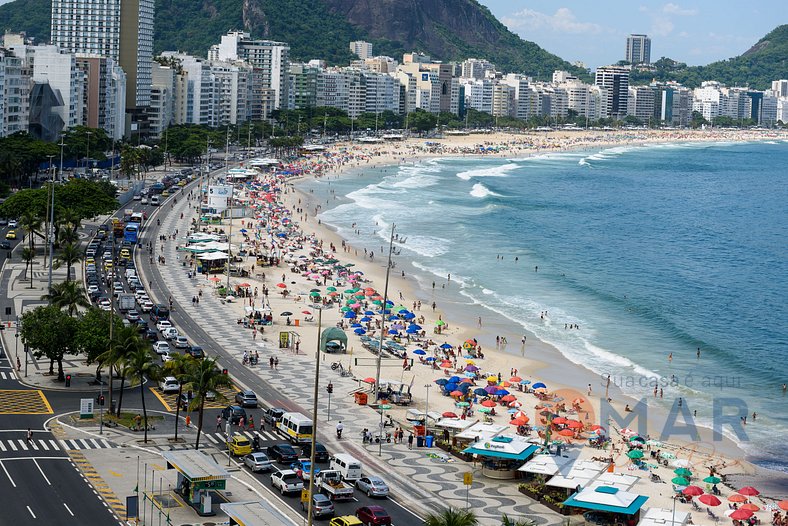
329 453 363 482
276 412 313 444
150 195 160 206
159 376 179 393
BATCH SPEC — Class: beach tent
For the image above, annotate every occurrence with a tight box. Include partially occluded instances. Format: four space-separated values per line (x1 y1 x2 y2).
319 327 347 353
563 486 648 515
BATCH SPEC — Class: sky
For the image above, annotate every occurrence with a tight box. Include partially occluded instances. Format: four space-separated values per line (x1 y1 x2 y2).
479 1 784 68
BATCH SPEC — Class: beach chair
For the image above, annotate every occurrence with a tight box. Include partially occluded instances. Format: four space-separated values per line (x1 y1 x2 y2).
707 508 718 523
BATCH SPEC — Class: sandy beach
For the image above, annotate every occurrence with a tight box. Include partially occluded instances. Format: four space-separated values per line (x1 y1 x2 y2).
186 128 788 524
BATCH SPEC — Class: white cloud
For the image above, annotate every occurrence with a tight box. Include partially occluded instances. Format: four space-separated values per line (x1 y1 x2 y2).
651 16 675 37
502 7 604 35
662 3 698 16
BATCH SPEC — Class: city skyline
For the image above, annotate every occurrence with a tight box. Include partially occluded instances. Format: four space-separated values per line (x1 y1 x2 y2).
481 0 784 68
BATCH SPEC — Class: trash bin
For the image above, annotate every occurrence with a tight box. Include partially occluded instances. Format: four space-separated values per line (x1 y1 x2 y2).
294 319 300 327
354 392 368 405
425 435 434 448
416 436 424 447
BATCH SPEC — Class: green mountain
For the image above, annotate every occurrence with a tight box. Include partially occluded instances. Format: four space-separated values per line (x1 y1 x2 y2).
0 0 586 80
630 25 788 90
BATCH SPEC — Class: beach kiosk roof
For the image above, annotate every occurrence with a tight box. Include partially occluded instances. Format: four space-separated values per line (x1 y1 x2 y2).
637 507 690 526
162 450 229 484
187 232 220 243
197 251 229 261
518 452 577 476
588 472 640 492
455 422 507 442
563 486 648 515
220 500 297 526
435 418 474 432
547 459 609 489
462 434 539 461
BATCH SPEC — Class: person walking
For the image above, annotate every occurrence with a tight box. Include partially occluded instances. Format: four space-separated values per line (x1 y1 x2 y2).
26 428 33 444
407 433 414 450
216 414 222 432
274 357 279 369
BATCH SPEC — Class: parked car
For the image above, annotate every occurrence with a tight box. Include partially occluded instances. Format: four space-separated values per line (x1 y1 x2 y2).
355 476 390 498
234 390 258 408
301 493 335 518
267 443 298 464
243 452 273 472
355 505 392 525
271 469 303 495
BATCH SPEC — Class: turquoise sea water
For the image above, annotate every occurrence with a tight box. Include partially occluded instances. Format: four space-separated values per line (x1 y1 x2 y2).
300 140 788 471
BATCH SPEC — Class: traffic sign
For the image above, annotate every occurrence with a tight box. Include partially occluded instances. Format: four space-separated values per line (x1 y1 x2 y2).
300 489 310 503
463 472 473 486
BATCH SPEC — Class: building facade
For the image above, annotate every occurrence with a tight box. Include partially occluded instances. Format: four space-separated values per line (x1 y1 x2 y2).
626 34 651 64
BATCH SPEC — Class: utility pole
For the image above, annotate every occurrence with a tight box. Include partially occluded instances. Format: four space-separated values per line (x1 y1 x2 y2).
47 157 56 288
373 225 396 401
224 127 232 294
85 131 92 173
306 307 323 526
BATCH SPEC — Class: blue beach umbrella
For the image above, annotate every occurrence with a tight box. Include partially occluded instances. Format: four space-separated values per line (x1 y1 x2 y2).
343 311 357 319
532 382 547 389
413 349 427 355
434 378 448 385
495 389 509 396
350 322 362 327
474 388 488 396
406 326 420 334
425 357 436 362
354 328 366 335
408 324 422 331
402 312 416 320
440 343 453 350
364 310 375 316
387 329 398 335
360 317 372 322
448 376 461 383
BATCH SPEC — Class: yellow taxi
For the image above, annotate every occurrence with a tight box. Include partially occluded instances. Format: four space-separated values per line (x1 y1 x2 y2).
103 261 114 271
5 230 16 240
226 433 252 456
177 179 187 186
161 190 170 197
85 257 95 265
329 517 363 526
119 248 131 260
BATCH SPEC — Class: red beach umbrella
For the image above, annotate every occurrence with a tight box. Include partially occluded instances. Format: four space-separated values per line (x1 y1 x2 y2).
682 486 704 497
442 411 458 418
738 486 760 497
699 494 722 507
510 417 529 426
566 420 584 429
729 509 753 521
558 429 575 437
276 282 287 288
552 416 567 425
440 361 453 368
301 310 312 315
481 400 497 407
450 391 463 397
509 376 522 382
728 494 747 503
777 501 788 511
740 503 760 512
501 395 516 402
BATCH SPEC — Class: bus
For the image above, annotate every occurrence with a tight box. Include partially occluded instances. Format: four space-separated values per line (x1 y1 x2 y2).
276 412 313 444
124 224 139 244
129 212 143 228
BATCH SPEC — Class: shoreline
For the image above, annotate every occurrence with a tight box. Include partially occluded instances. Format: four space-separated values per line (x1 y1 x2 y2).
282 129 788 492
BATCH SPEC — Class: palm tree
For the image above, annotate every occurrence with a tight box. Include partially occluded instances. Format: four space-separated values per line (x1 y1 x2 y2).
55 208 81 248
424 508 478 526
183 357 231 450
108 326 146 417
126 346 161 443
501 515 536 526
163 353 196 442
21 247 34 284
42 280 90 316
54 242 82 282
19 209 42 257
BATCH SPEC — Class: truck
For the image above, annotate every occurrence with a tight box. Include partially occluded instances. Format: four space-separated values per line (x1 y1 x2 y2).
315 470 354 501
118 294 136 312
123 209 134 222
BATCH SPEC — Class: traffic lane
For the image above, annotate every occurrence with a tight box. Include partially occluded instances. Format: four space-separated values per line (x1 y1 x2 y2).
0 457 117 523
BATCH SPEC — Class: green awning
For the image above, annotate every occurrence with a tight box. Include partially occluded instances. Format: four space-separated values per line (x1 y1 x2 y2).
563 487 648 515
462 443 538 461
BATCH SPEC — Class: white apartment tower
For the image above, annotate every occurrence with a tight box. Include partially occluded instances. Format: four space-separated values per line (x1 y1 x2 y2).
626 34 651 64
349 41 373 60
595 66 630 120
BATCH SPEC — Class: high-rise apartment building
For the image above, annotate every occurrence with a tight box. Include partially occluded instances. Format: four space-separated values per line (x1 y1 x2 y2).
349 41 372 60
595 66 630 119
51 0 153 136
626 34 651 64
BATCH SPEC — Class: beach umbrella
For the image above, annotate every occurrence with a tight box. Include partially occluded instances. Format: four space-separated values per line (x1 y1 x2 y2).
343 311 357 319
387 329 399 335
508 401 523 408
509 376 522 382
276 283 287 288
520 379 531 385
703 476 722 484
591 425 606 432
777 501 788 511
326 286 337 292
566 420 584 429
310 291 321 297
484 385 498 394
552 416 568 425
359 316 372 323
699 495 722 507
456 402 469 407
627 450 644 459
450 390 463 397
572 397 585 405
364 310 375 316
495 389 509 396
728 494 748 503
301 310 312 315
629 435 646 443
477 407 492 414
682 486 704 497
672 476 690 486
501 394 516 402
435 320 446 326
434 378 448 386
425 357 436 362
280 311 293 316
674 468 693 478
465 365 480 372
738 486 760 497
413 349 427 355
510 417 529 426
481 400 497 407
442 411 458 418
486 375 498 383
659 452 676 460
354 328 366 335
440 360 453 369
740 504 760 512
728 510 754 521
532 382 546 389
646 439 663 447
558 429 575 437
448 376 461 383
499 381 512 387
440 343 453 349
474 388 488 396
672 459 693 468
460 378 474 384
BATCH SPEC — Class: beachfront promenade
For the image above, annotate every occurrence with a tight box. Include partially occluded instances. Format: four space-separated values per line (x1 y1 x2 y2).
141 181 567 524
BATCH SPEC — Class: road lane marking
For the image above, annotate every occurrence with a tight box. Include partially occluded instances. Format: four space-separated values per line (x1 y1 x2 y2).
0 441 5 451
89 439 101 448
0 460 16 487
8 440 17 451
49 440 59 450
17 440 28 450
63 503 74 516
26 506 35 518
149 387 175 411
79 439 91 449
39 440 49 450
33 459 51 486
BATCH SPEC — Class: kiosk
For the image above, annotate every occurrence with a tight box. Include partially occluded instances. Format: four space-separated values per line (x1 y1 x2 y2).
162 450 230 516
221 500 297 526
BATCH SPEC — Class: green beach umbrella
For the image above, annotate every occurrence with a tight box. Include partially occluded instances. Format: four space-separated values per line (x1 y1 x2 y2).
372 300 383 305
626 449 644 459
344 289 355 294
672 476 690 486
340 306 351 312
392 305 407 312
310 291 321 297
435 320 446 326
345 263 355 267
477 407 492 413
326 286 337 292
703 476 722 484
674 468 693 477
646 439 663 447
660 451 676 460
456 402 470 407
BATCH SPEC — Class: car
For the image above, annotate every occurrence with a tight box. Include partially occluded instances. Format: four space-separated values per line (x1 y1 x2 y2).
300 442 330 463
140 301 154 312
355 476 389 498
355 505 391 526
103 261 113 271
162 327 179 340
98 298 112 311
174 336 189 349
271 469 303 495
234 390 258 408
187 346 204 359
132 194 141 200
301 493 335 518
267 443 298 464
160 350 174 362
329 517 363 526
0 218 7 226
8 219 17 228
156 320 172 332
290 460 320 481
87 285 99 294
226 433 253 456
140 197 149 205
221 405 247 424
152 341 170 355
263 407 285 425
159 376 179 393
126 310 140 322
144 328 158 340
5 230 16 240
243 452 273 472
161 190 170 197
0 241 11 249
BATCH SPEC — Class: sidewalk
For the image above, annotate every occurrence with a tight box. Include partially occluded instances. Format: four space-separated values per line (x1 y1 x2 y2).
143 184 568 526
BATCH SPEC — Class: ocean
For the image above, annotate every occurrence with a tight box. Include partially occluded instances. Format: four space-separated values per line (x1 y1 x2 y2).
299 140 788 472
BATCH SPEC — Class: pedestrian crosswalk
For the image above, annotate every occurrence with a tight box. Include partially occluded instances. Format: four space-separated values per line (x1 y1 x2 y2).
0 370 14 380
203 428 281 445
0 437 118 453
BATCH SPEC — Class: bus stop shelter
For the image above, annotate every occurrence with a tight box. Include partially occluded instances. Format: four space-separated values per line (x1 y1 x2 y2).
220 501 297 526
162 450 230 516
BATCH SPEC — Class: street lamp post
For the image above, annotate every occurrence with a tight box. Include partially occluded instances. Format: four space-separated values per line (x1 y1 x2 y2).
377 404 391 457
424 384 432 438
224 129 232 294
85 131 92 173
373 225 396 402
306 306 324 526
46 155 56 290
